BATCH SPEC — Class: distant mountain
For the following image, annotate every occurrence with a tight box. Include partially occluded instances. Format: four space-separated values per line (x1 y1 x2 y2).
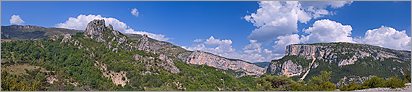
253 62 271 68
267 42 411 85
1 25 79 40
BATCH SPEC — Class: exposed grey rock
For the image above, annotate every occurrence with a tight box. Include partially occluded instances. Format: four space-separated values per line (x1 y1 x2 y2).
338 55 357 66
133 54 142 61
61 34 72 43
285 43 410 66
158 54 180 74
281 60 303 77
186 50 266 76
268 42 411 83
337 76 371 87
84 19 106 41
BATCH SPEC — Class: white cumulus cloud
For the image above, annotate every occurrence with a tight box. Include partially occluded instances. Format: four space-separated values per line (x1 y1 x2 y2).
356 26 411 50
56 14 169 41
301 19 354 43
10 15 24 25
244 1 352 43
188 36 236 57
273 34 301 53
204 36 232 46
244 1 307 42
131 8 139 17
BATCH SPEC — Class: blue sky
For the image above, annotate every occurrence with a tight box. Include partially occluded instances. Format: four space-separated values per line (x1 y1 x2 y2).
2 1 411 62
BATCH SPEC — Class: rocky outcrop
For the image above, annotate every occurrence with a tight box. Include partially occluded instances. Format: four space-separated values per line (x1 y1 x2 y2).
94 61 129 87
285 43 410 66
268 42 411 83
133 54 180 74
84 19 130 52
158 54 181 73
281 60 303 77
128 34 265 76
337 76 371 87
60 34 72 43
84 19 106 41
128 34 190 58
186 51 266 76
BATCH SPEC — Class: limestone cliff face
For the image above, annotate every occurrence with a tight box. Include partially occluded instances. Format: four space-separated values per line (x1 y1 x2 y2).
268 42 411 83
285 43 410 67
267 59 304 77
127 32 265 76
186 51 266 76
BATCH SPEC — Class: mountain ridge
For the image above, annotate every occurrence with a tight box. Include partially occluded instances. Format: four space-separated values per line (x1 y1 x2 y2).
268 42 411 84
21 19 265 76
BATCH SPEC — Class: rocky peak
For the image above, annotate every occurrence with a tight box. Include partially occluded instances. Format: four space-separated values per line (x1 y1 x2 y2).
82 19 131 52
84 19 108 41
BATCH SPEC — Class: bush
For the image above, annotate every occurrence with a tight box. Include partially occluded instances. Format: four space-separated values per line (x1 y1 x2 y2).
362 76 385 88
255 75 297 91
306 71 336 91
385 77 405 88
339 82 364 91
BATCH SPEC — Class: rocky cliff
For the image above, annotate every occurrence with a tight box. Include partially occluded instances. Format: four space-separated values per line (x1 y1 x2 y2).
268 42 411 83
186 51 266 76
128 34 265 76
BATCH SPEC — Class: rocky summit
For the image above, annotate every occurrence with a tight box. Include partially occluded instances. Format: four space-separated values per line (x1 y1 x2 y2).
267 42 411 83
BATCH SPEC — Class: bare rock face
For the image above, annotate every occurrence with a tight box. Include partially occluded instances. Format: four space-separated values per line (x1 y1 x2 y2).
83 19 131 52
158 54 180 73
285 43 410 66
268 59 307 77
281 60 303 77
133 54 181 74
186 51 266 76
337 76 371 87
60 34 72 43
84 19 106 41
268 42 411 83
94 61 129 87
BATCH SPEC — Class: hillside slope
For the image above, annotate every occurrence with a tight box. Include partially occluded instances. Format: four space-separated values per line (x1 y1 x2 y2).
267 42 411 85
1 20 261 91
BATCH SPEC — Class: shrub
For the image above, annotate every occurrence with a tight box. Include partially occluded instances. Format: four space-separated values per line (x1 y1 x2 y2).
385 77 405 88
306 71 336 91
362 76 385 88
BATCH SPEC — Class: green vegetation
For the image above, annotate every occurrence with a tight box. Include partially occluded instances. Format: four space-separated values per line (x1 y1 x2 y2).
255 71 336 91
1 69 48 91
1 33 253 91
339 76 407 91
